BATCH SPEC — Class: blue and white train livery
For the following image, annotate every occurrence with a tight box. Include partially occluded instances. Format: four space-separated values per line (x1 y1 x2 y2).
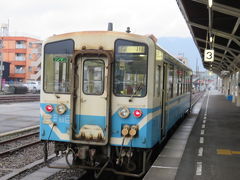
40 30 192 177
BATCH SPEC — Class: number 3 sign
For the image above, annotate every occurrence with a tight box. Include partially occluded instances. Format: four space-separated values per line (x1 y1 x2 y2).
204 49 214 62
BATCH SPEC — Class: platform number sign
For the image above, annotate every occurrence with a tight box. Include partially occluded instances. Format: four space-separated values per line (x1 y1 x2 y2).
204 49 214 62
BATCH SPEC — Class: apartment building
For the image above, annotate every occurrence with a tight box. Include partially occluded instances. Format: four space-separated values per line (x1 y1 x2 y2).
0 36 42 82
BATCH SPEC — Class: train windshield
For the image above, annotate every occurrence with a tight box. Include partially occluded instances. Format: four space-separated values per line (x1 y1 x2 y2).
43 40 74 93
114 39 148 97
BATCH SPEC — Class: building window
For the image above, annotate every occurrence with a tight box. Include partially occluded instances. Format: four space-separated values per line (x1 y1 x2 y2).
29 54 32 59
16 40 26 49
16 53 26 61
28 66 32 72
0 40 3 48
15 66 25 74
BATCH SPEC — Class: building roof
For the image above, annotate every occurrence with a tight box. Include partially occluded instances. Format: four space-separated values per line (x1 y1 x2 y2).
177 0 240 76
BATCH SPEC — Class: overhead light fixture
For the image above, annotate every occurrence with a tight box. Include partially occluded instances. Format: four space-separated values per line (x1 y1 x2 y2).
209 36 213 43
208 0 213 8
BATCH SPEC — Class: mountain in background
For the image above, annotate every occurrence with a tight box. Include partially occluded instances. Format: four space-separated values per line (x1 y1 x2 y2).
157 37 205 71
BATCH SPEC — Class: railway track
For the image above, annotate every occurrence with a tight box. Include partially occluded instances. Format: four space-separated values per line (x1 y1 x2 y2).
191 91 204 107
0 93 204 179
0 94 40 104
0 126 56 180
0 131 40 157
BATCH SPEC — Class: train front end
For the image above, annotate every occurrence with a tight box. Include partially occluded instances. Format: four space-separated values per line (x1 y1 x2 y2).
40 31 156 177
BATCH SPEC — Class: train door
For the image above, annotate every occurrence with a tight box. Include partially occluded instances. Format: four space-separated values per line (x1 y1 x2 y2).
73 56 110 145
161 62 168 138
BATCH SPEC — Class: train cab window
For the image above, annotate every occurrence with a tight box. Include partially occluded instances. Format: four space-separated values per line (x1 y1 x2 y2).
114 39 148 97
83 59 104 95
43 40 74 93
168 64 174 98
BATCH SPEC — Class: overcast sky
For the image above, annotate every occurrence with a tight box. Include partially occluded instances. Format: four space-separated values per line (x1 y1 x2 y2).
0 0 191 40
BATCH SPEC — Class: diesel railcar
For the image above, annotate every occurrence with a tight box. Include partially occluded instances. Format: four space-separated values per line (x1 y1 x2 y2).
40 30 192 178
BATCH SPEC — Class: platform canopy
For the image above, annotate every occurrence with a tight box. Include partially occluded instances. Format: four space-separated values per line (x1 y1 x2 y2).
177 0 240 76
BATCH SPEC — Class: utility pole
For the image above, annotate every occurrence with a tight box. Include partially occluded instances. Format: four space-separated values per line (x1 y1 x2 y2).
0 29 3 92
0 22 9 92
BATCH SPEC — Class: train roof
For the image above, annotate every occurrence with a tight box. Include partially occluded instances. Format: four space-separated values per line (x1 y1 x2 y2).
156 44 192 72
46 31 150 43
45 31 192 72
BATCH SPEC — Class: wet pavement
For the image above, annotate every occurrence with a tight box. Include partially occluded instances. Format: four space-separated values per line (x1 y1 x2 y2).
0 102 39 134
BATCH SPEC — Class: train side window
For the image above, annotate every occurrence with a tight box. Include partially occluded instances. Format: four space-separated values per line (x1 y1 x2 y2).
155 65 161 97
182 71 186 94
83 59 104 95
186 72 189 92
186 72 188 93
174 68 178 96
168 64 174 98
187 72 191 92
177 69 181 96
180 70 183 94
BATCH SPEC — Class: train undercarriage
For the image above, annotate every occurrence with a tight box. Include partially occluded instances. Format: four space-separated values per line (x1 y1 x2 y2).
43 141 155 179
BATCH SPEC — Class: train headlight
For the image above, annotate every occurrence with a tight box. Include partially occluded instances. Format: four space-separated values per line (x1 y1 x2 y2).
118 107 130 119
56 104 67 115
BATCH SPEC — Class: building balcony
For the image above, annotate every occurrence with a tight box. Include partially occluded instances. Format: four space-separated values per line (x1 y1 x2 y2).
16 44 26 49
15 69 26 74
10 73 26 79
14 48 27 53
15 56 26 61
13 61 26 66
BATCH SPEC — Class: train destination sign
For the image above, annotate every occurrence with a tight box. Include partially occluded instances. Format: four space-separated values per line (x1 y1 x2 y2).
118 46 145 53
53 56 68 63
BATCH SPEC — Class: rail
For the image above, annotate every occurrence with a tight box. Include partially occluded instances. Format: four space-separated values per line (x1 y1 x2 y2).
0 132 40 157
0 94 40 103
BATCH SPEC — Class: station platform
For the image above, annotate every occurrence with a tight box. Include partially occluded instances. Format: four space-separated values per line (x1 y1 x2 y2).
144 90 240 180
0 102 39 134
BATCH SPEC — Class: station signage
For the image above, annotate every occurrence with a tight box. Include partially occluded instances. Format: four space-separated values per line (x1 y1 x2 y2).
204 49 214 62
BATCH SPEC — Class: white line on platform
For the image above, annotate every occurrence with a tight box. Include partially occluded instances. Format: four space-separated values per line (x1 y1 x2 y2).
203 116 207 120
198 147 203 157
200 137 204 144
196 162 202 175
151 165 178 169
201 130 205 135
202 124 205 128
203 120 206 124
